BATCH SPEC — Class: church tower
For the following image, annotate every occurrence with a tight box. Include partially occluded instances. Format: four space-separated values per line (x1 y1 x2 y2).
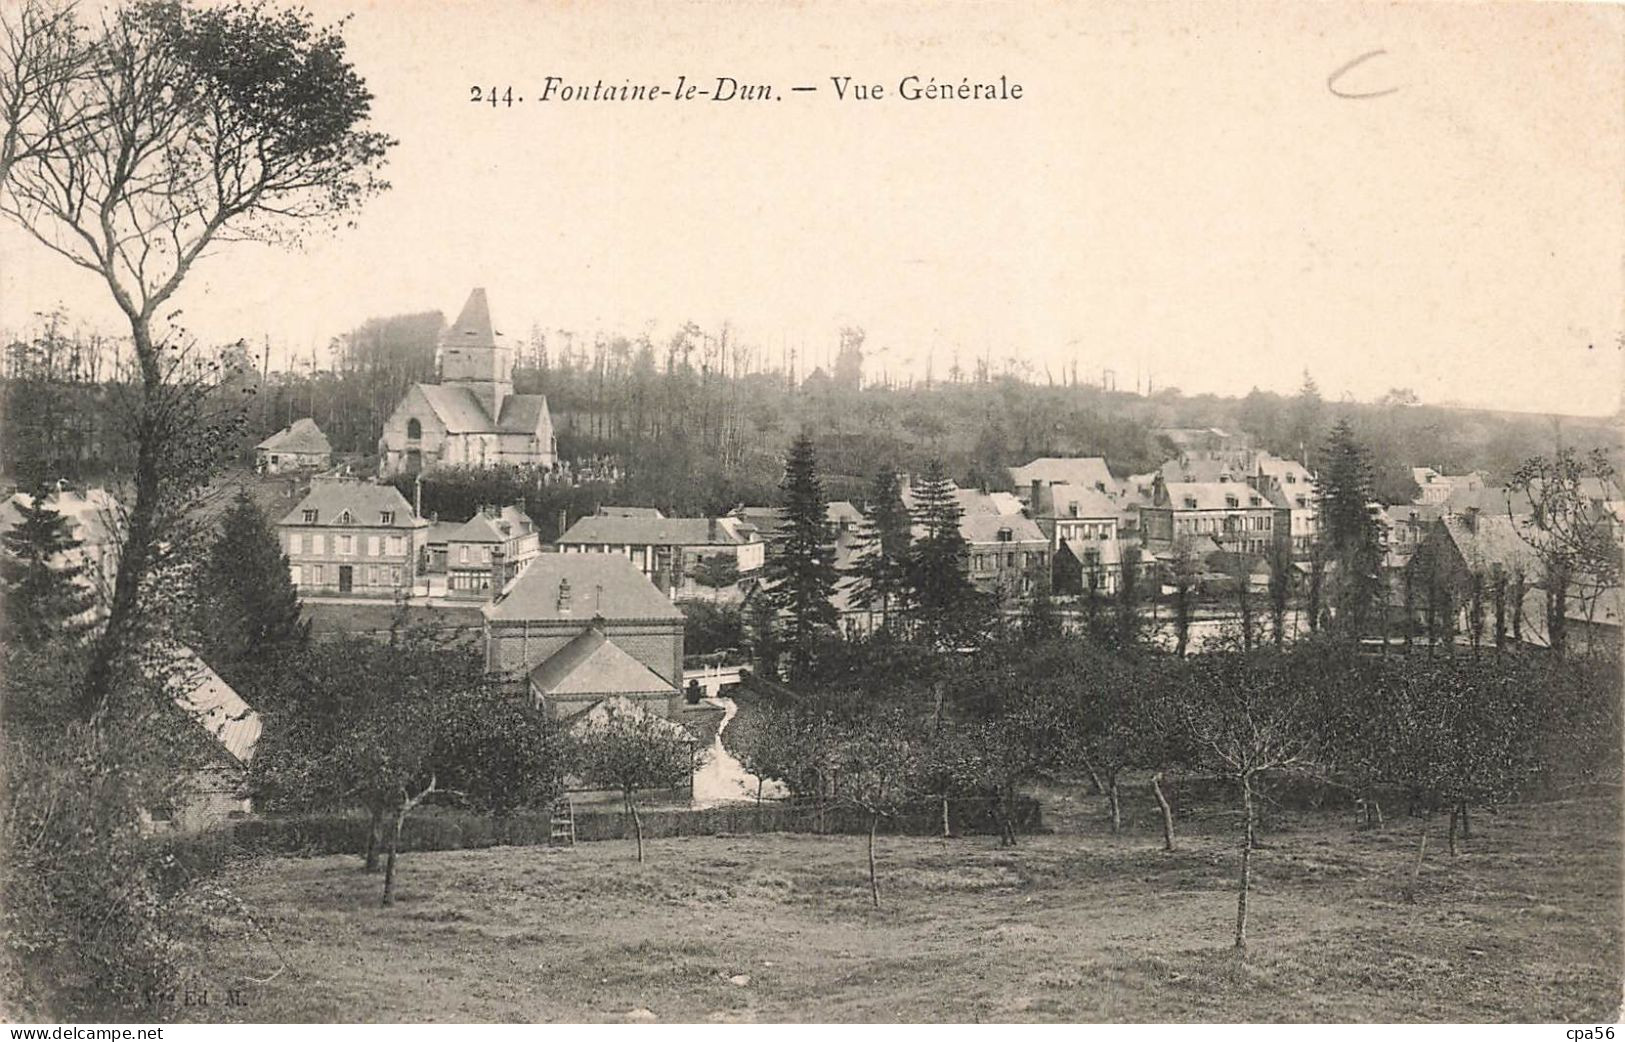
439 287 512 419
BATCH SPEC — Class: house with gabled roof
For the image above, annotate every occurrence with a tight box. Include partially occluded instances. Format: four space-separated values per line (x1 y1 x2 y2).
1009 457 1119 503
1027 480 1125 594
377 289 557 477
255 418 332 474
278 478 429 597
1142 475 1284 560
556 512 764 595
445 502 541 598
150 647 262 831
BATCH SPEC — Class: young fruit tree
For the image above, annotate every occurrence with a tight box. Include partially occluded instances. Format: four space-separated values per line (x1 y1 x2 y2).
573 702 699 863
833 707 924 907
1178 649 1321 952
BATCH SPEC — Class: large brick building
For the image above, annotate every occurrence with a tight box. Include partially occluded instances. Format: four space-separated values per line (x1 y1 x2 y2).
483 553 686 719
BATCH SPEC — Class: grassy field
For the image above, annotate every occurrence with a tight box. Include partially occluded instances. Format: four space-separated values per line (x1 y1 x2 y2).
173 791 1622 1023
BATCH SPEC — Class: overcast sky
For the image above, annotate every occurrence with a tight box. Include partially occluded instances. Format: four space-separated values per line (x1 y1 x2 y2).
2 0 1620 415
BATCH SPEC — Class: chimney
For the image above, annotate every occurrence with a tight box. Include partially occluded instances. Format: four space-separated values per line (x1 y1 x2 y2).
1463 506 1480 533
1030 479 1043 513
413 474 422 518
489 545 506 596
556 576 572 613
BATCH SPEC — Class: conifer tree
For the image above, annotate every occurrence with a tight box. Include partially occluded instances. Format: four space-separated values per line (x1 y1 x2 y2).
763 434 837 682
1 488 97 646
849 467 913 628
1314 419 1386 638
905 459 982 647
195 488 308 693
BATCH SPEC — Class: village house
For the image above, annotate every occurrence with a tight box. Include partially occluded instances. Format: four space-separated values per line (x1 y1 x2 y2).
278 479 429 597
1405 510 1544 640
1025 480 1124 594
150 647 261 831
0 484 123 618
255 418 332 474
376 289 557 477
729 501 867 545
1250 453 1318 557
555 512 764 596
1009 457 1119 504
483 552 686 720
902 482 1049 600
1412 467 1487 506
1141 475 1283 560
444 503 543 598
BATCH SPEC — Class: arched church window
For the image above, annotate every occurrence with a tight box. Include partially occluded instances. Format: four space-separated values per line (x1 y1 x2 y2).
406 418 422 440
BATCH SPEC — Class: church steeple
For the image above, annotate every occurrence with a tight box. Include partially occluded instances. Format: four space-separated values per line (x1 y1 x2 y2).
439 288 512 419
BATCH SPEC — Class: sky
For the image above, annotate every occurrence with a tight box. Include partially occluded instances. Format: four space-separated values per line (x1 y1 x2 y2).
1 0 1621 416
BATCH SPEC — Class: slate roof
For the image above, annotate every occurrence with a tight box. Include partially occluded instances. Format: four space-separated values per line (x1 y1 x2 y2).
1034 482 1120 520
448 505 533 544
1159 457 1244 484
1438 514 1542 575
826 500 866 526
446 287 497 350
169 647 261 766
559 515 752 547
1159 482 1270 511
279 480 426 529
485 552 683 623
959 512 1047 545
256 417 331 455
1442 483 1535 518
414 384 552 435
426 519 464 546
1010 457 1117 496
597 506 666 519
529 626 675 698
1255 453 1313 488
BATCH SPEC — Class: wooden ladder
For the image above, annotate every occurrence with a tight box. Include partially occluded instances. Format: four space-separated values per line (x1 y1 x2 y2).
549 796 576 847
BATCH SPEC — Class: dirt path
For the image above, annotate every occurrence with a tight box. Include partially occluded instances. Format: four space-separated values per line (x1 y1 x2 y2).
691 696 786 807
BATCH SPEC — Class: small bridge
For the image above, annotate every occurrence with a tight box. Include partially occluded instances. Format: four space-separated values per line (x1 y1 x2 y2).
682 664 746 699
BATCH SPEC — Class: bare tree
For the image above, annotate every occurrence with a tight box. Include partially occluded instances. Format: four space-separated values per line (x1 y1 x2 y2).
0 0 92 186
0 0 393 717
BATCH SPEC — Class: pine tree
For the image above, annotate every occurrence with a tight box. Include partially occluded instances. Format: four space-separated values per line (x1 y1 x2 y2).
763 434 837 682
195 488 308 693
1 488 98 646
1314 419 1386 638
905 459 982 647
849 468 913 628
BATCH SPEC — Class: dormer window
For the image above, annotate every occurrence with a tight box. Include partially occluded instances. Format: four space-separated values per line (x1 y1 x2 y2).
1286 474 1296 484
1225 495 1239 508
302 509 317 524
1068 502 1079 518
336 509 354 526
380 511 395 525
1249 496 1261 506
1183 496 1198 509
997 527 1013 542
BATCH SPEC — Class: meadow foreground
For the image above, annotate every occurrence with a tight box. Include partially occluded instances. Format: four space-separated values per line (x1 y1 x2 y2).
176 794 1622 1023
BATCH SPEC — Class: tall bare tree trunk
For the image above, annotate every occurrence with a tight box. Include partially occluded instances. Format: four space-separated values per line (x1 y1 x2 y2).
941 795 951 838
1108 775 1122 834
1406 812 1429 902
364 805 384 872
1151 771 1175 851
625 789 644 863
1235 772 1255 951
867 813 880 908
381 803 406 906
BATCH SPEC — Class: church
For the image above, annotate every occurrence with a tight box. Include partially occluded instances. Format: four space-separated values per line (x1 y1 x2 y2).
377 288 557 477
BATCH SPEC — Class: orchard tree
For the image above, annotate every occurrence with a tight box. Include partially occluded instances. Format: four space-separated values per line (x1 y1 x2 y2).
1179 650 1320 951
833 708 923 906
1507 448 1623 657
763 433 837 681
574 703 697 863
0 0 394 717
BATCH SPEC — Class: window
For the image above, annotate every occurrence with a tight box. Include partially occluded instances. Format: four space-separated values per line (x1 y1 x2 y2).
1006 552 1016 567
380 511 395 525
311 534 325 555
289 564 302 586
1225 495 1239 508
337 510 354 526
406 418 422 441
460 546 470 564
1286 474 1296 484
1183 497 1198 509
367 535 380 557
388 535 405 556
997 528 1013 542
302 509 317 524
1249 496 1262 506
289 533 302 555
339 534 354 555
309 565 322 585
